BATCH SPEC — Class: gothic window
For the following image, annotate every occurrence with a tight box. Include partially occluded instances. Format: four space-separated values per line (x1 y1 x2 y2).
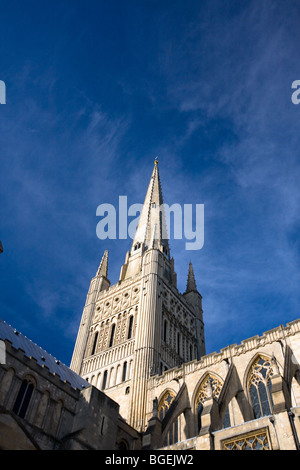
12 379 35 419
158 390 176 421
109 324 116 348
195 375 223 432
223 429 270 450
91 331 98 355
127 315 134 339
248 356 274 419
158 390 179 447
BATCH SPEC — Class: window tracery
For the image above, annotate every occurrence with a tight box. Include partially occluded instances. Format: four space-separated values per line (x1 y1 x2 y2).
223 429 270 450
158 390 179 446
195 374 223 432
195 375 223 406
248 356 274 418
158 390 176 420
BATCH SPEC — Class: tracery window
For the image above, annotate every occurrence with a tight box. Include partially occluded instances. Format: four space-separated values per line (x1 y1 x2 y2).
12 378 35 419
159 390 176 420
195 375 223 432
248 356 274 419
158 390 179 446
223 429 270 450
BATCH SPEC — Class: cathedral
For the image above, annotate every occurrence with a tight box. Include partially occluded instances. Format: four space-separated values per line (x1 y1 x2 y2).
0 161 300 451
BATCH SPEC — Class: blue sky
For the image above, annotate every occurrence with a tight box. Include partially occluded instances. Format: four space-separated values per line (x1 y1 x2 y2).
0 0 299 366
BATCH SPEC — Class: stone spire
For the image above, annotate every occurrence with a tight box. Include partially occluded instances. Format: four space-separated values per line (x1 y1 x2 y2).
185 261 197 293
131 158 169 253
96 250 108 277
70 249 110 374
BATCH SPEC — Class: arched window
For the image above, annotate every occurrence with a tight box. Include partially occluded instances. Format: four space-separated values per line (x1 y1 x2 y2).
158 390 179 446
248 356 274 418
12 379 34 419
195 375 223 432
118 440 129 450
91 331 98 355
158 390 175 421
109 324 116 348
122 362 127 382
102 370 108 390
127 316 134 339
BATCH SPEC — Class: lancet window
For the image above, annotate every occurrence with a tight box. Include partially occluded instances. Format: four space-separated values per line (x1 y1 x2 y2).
127 315 134 339
12 378 35 419
109 324 116 348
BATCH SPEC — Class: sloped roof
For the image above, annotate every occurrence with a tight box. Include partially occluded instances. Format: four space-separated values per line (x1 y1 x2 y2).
0 319 90 391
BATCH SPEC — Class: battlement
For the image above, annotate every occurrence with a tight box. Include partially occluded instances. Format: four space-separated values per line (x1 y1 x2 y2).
149 318 300 388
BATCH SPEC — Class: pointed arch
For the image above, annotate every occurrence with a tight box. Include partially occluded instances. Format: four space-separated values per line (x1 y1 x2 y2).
192 372 223 433
193 372 223 408
245 353 274 419
158 389 176 421
158 389 180 446
12 377 36 419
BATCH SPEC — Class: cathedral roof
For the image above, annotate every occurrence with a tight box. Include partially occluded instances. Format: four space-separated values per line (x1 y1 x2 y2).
0 318 90 390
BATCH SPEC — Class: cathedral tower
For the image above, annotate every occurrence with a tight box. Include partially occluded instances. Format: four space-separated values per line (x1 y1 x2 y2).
70 161 206 432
